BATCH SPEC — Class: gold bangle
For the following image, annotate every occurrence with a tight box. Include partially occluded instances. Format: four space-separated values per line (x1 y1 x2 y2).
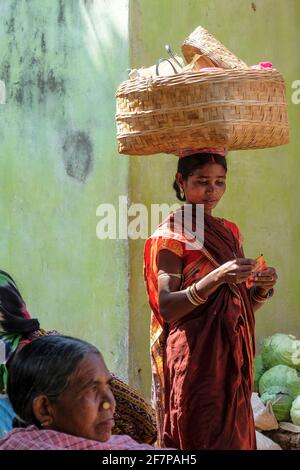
251 294 266 303
189 285 200 304
186 286 199 306
186 284 207 306
190 283 207 304
251 288 268 303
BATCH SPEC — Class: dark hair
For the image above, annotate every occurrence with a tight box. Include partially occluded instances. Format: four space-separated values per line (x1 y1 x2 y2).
7 335 100 427
173 153 227 201
0 270 40 334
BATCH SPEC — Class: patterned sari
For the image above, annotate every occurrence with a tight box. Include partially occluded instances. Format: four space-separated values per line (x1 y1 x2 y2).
144 207 256 450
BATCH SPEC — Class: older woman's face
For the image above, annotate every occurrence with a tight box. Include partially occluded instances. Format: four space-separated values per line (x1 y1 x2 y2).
50 352 116 442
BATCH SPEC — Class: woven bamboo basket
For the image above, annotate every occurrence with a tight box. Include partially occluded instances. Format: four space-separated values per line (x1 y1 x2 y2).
181 26 248 69
116 68 289 156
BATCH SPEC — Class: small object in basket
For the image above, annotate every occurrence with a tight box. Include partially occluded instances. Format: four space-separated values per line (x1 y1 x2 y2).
133 56 184 78
181 25 248 69
251 61 273 70
165 45 184 70
246 254 267 288
182 53 218 72
128 69 140 79
182 53 224 73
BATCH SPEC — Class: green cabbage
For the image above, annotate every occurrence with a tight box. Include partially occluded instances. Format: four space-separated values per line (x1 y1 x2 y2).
260 391 293 422
254 355 265 393
290 395 300 426
261 334 300 371
259 365 300 399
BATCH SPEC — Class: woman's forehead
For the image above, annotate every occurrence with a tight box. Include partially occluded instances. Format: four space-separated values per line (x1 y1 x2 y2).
70 352 109 384
191 163 226 176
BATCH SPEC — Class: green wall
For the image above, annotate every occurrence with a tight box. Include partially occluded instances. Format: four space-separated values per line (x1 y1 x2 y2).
0 0 130 378
129 0 300 396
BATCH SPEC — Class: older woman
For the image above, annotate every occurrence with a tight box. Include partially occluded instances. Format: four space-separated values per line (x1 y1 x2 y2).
0 270 156 444
0 335 158 450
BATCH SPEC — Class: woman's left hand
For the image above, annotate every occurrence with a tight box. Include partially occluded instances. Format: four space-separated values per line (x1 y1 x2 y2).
252 267 278 295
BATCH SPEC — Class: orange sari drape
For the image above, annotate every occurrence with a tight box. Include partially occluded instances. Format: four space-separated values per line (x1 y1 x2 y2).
144 208 256 450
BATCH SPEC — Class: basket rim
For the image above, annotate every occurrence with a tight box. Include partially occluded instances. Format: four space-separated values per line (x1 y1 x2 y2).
116 68 284 95
117 121 289 139
116 101 288 119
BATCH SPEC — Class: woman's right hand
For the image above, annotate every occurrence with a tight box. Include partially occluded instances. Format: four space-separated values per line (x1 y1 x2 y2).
216 258 256 285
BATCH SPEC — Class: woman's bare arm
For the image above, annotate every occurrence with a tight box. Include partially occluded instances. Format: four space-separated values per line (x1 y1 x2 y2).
158 249 256 323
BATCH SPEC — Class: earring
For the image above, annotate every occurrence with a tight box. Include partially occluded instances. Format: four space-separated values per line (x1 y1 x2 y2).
102 401 111 410
41 421 50 428
180 186 185 199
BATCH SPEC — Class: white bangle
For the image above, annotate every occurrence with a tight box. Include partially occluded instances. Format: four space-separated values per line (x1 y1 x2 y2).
186 286 200 306
158 273 182 280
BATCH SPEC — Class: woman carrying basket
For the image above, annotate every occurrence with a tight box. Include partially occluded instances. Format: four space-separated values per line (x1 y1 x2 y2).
144 151 278 450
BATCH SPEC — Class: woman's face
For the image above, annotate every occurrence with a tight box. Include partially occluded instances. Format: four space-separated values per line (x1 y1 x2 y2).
49 352 116 442
178 163 226 214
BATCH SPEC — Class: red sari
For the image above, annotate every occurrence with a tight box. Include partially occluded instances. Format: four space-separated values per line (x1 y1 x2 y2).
144 208 256 450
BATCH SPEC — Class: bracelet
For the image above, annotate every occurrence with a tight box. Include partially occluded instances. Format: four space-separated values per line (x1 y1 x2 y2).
186 287 199 306
186 283 208 306
190 283 208 304
158 272 183 280
251 287 274 303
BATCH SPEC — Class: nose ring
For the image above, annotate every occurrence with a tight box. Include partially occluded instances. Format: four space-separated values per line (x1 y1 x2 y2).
102 401 111 410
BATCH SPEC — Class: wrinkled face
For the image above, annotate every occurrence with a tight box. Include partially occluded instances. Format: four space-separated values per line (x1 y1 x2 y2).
178 163 226 214
50 353 115 442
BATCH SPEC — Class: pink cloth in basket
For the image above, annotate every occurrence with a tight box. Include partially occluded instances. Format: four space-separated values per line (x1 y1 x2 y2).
251 62 273 70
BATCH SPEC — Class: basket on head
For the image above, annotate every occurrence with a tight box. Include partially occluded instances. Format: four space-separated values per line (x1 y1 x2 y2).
116 68 289 156
181 26 248 69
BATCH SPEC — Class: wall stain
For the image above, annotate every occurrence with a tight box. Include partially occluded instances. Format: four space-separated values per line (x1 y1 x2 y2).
2 6 65 106
9 67 65 106
15 85 24 104
30 56 39 66
47 69 65 94
12 77 34 106
36 69 65 102
6 16 15 34
41 33 46 53
6 1 19 54
37 71 46 97
58 0 65 24
251 2 257 12
62 131 93 182
0 61 10 84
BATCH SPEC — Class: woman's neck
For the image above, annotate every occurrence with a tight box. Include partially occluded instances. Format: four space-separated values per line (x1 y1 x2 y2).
184 202 213 217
